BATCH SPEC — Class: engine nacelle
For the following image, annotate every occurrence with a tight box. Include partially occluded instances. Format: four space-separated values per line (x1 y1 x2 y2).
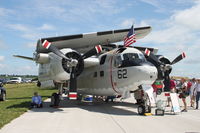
38 48 85 86
146 55 171 80
36 53 50 64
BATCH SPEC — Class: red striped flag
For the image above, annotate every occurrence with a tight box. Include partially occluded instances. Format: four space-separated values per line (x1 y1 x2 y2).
124 25 136 47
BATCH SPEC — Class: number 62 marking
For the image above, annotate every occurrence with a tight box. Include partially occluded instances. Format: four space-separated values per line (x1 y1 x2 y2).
117 69 127 79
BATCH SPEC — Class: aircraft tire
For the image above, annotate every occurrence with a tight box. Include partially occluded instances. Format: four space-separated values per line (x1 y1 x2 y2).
146 105 151 113
0 91 6 101
51 93 60 106
77 94 82 101
105 97 109 103
138 105 145 115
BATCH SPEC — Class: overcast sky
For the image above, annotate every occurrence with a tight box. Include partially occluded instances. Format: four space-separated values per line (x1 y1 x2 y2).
0 0 199 78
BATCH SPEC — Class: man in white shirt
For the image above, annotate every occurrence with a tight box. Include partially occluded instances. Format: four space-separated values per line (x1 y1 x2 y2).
190 78 196 107
195 79 200 109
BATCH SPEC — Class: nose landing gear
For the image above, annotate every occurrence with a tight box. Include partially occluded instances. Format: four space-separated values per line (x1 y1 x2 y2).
138 104 151 115
135 89 152 115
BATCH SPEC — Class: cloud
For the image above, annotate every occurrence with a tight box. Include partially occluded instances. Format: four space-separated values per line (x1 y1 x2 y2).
6 23 56 40
7 0 126 23
38 24 55 30
16 65 38 75
7 24 29 32
120 18 135 27
21 33 42 40
141 1 200 47
0 64 38 75
1 0 130 41
172 1 200 30
120 19 150 28
0 64 6 69
0 40 6 48
0 56 4 61
140 0 196 13
25 42 37 48
0 7 13 17
138 1 200 78
184 58 200 64
22 65 35 71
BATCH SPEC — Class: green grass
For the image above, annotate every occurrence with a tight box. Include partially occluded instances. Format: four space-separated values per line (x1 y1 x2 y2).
0 83 56 129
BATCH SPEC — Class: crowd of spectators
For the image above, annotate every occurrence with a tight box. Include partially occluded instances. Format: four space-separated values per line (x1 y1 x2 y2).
169 78 200 112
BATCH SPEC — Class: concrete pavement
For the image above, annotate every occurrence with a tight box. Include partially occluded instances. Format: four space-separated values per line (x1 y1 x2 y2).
1 94 200 133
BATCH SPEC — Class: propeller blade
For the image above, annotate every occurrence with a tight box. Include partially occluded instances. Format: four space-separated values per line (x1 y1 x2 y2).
82 45 102 59
68 67 77 100
13 55 35 61
144 48 161 64
42 40 71 61
171 52 186 65
144 48 151 56
163 70 171 92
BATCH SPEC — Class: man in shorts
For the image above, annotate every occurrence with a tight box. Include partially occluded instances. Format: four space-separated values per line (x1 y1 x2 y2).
190 78 196 108
179 78 188 112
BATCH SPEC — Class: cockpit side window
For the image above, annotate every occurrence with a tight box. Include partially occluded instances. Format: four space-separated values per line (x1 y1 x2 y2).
123 53 139 61
100 55 107 65
114 55 122 68
114 52 149 68
138 53 146 61
115 53 147 68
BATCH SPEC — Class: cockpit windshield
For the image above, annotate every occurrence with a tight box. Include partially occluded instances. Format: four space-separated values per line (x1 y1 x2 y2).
114 53 147 68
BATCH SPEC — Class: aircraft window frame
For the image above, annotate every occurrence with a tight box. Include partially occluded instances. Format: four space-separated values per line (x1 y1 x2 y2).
114 55 123 68
100 71 104 77
138 53 146 61
93 72 97 77
114 53 148 68
100 55 107 65
123 53 139 60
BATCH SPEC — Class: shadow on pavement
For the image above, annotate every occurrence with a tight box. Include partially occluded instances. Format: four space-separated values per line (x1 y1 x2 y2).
30 99 139 116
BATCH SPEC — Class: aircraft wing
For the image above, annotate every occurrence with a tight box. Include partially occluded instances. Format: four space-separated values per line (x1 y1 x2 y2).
36 26 152 53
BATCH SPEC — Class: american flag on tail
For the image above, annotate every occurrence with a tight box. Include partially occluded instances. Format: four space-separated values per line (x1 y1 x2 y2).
124 25 136 47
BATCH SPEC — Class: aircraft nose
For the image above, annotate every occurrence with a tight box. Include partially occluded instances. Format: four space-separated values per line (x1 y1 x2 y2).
141 66 157 81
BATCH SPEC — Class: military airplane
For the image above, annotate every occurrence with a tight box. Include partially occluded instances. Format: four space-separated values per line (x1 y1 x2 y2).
14 26 185 115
